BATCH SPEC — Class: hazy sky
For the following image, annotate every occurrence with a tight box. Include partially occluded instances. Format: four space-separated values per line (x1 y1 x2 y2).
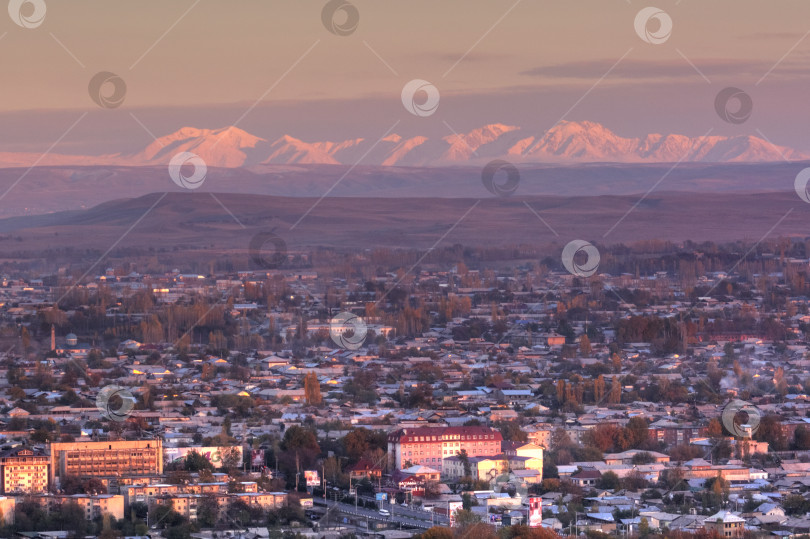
4 0 810 153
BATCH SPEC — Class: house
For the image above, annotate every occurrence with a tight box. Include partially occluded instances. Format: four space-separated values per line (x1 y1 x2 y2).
569 469 601 487
347 457 383 481
703 510 745 538
604 450 670 465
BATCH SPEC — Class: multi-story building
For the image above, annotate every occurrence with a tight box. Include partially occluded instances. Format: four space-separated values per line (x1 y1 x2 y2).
231 492 288 511
32 493 124 520
443 443 543 483
122 481 228 507
703 511 745 538
0 447 49 494
49 440 163 486
443 455 509 482
148 492 288 522
648 420 706 447
524 426 553 449
387 426 502 471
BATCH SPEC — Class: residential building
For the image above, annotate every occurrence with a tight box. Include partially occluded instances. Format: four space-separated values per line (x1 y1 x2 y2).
703 510 745 538
49 440 163 486
0 447 49 494
387 426 502 470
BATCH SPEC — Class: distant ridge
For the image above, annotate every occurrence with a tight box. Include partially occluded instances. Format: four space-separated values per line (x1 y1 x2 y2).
0 121 805 168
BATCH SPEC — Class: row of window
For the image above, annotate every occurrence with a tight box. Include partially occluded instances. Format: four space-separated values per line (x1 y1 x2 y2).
404 434 495 442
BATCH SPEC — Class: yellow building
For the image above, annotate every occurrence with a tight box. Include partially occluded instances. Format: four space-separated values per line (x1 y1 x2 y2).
703 510 745 538
504 442 544 476
33 493 124 520
524 426 553 449
231 492 288 511
49 439 163 486
443 455 509 482
0 447 49 494
122 481 228 507
149 492 288 522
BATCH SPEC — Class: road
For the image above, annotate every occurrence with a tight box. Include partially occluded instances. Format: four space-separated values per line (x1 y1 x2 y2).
314 498 450 529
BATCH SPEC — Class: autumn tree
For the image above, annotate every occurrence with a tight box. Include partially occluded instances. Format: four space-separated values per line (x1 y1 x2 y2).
579 334 592 356
304 372 323 406
610 352 622 372
416 527 453 539
593 375 606 403
609 376 621 404
755 414 788 450
20 327 30 354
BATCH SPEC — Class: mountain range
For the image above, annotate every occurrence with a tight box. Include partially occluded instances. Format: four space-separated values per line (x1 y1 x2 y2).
0 121 805 169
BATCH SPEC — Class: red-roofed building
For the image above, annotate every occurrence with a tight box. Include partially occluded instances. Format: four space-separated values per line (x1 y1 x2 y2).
387 426 503 471
347 457 383 481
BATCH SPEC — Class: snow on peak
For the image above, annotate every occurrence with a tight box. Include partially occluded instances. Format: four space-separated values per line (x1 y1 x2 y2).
124 122 807 168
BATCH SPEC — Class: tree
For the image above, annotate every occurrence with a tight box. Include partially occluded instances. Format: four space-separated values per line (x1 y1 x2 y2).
281 426 320 489
506 526 561 538
423 481 441 499
609 376 621 404
755 414 788 450
596 470 619 490
638 517 650 537
54 501 88 536
458 449 472 478
167 470 192 485
416 527 453 539
461 492 474 511
496 420 528 442
60 476 107 495
20 327 30 354
343 428 374 461
625 417 649 448
632 451 655 465
304 372 323 406
579 334 592 356
221 446 242 471
593 375 606 403
783 493 810 515
584 423 620 452
621 470 648 491
610 352 622 372
795 425 810 450
184 450 214 472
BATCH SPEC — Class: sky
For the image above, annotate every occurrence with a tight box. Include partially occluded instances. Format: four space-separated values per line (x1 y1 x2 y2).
4 0 810 153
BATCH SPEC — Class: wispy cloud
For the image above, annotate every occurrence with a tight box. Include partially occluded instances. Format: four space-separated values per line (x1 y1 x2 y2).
520 58 810 81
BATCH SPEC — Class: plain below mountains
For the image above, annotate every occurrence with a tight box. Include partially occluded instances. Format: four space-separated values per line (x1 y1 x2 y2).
0 191 806 261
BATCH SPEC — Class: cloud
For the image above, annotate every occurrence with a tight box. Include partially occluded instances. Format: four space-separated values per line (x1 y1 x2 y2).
520 58 809 81
740 31 808 41
433 51 508 65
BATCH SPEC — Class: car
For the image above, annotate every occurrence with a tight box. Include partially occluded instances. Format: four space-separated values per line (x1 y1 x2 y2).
378 509 390 516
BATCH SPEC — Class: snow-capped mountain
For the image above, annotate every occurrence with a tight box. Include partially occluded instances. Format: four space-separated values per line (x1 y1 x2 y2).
0 121 804 169
131 126 270 168
127 121 804 167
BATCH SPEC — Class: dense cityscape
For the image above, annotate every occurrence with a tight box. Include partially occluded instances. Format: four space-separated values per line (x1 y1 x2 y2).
0 238 805 538
4 0 810 538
